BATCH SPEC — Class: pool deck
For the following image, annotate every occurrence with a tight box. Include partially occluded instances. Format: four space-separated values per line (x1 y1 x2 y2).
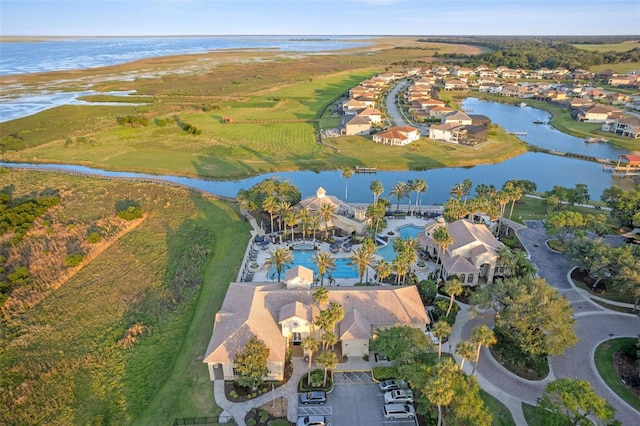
239 214 439 286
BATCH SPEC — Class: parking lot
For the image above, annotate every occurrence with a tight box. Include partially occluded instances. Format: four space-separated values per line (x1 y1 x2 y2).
298 372 417 426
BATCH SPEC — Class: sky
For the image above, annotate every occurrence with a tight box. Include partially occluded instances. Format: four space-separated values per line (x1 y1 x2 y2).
1 0 639 37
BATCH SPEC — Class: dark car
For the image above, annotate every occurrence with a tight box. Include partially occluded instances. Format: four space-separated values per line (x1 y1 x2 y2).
299 391 327 405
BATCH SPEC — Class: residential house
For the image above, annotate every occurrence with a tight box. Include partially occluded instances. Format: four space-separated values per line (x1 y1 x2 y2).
297 187 369 234
443 79 469 91
442 111 473 125
342 99 367 114
606 116 640 139
373 126 420 146
569 98 594 109
478 82 503 93
576 105 624 122
356 107 382 125
341 114 372 136
468 114 492 127
429 123 466 143
418 218 505 286
203 273 430 381
428 105 455 119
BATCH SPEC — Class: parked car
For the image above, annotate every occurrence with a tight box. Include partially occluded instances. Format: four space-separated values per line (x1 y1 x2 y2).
384 389 414 404
297 415 326 426
378 379 406 392
299 391 327 405
383 403 416 419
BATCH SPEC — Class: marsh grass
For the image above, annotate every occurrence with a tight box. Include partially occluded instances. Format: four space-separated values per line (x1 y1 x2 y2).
0 170 250 425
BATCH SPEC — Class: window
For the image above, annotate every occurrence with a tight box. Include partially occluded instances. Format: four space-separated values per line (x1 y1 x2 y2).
292 332 302 345
460 274 466 283
467 274 473 284
232 366 238 377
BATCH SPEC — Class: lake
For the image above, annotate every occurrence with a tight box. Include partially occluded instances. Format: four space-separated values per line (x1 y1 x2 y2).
1 100 636 203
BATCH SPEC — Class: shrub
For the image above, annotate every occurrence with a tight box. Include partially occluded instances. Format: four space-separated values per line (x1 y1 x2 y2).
86 232 102 243
259 410 269 423
229 390 238 399
246 419 257 426
372 366 398 381
117 206 143 220
65 254 84 267
432 298 459 326
417 280 437 305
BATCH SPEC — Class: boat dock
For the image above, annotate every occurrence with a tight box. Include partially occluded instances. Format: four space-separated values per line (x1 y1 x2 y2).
509 131 527 136
603 154 640 177
354 166 378 174
585 137 609 144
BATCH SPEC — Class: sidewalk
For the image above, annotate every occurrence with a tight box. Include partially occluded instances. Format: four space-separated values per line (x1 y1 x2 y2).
213 358 309 426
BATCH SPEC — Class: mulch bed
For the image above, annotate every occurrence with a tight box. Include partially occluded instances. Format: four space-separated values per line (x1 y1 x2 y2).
614 349 640 399
225 361 293 402
571 268 608 293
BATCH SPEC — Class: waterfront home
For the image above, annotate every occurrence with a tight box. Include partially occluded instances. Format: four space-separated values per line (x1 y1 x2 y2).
442 111 473 125
428 105 455 119
478 82 503 93
429 123 466 143
203 271 429 381
373 126 420 146
603 116 640 139
341 114 372 136
443 79 469 91
418 218 505 286
576 104 624 122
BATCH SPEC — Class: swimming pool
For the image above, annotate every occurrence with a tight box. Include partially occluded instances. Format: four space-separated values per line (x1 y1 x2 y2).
376 224 424 262
270 249 359 279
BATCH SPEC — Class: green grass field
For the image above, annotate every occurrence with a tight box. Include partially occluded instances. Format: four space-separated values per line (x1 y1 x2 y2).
480 390 515 426
590 62 640 74
594 338 640 412
0 170 250 425
572 41 640 52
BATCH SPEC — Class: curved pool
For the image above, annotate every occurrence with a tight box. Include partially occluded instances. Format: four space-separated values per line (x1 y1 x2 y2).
376 224 425 262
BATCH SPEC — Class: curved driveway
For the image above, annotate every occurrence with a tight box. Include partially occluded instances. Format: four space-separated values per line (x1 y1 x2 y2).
461 221 640 425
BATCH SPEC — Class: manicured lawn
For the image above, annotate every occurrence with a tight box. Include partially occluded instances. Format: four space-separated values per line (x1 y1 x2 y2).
522 402 571 426
594 338 640 412
0 170 250 425
480 390 515 426
510 195 615 224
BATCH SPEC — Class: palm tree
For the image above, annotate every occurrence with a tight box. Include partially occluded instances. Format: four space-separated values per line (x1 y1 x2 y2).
313 251 336 287
321 331 337 351
308 214 320 242
432 226 453 281
413 178 428 213
497 246 517 276
495 188 511 237
432 320 452 359
319 202 336 237
262 195 278 233
406 179 415 215
455 340 476 370
263 247 293 282
370 179 384 206
506 183 523 221
297 208 311 241
470 325 497 375
374 259 392 284
389 181 408 212
349 246 375 283
425 362 457 426
461 178 473 202
302 336 319 385
450 183 465 201
312 286 329 307
327 302 344 334
444 277 463 316
392 255 411 285
341 168 354 201
284 210 297 242
316 351 338 386
277 201 292 232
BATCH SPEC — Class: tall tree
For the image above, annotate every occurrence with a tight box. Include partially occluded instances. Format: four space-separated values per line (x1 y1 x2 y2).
455 340 476 370
341 168 354 201
545 210 587 243
318 202 336 237
539 378 616 425
297 208 311 241
313 251 336 287
432 226 454 280
264 247 293 282
302 336 319 386
601 184 640 228
233 336 270 390
450 183 466 201
424 359 458 426
374 259 392 284
321 331 337 351
390 181 408 212
370 325 433 365
470 325 497 375
461 178 473 202
473 276 578 359
262 195 278 234
276 200 291 232
370 179 384 206
414 178 428 213
432 320 452 359
444 277 463 316
284 210 297 242
615 245 640 312
349 245 375 283
312 286 329 307
315 350 338 386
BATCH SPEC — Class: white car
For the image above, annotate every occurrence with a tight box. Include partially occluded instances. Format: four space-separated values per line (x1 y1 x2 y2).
384 389 414 404
383 403 415 419
297 415 326 426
